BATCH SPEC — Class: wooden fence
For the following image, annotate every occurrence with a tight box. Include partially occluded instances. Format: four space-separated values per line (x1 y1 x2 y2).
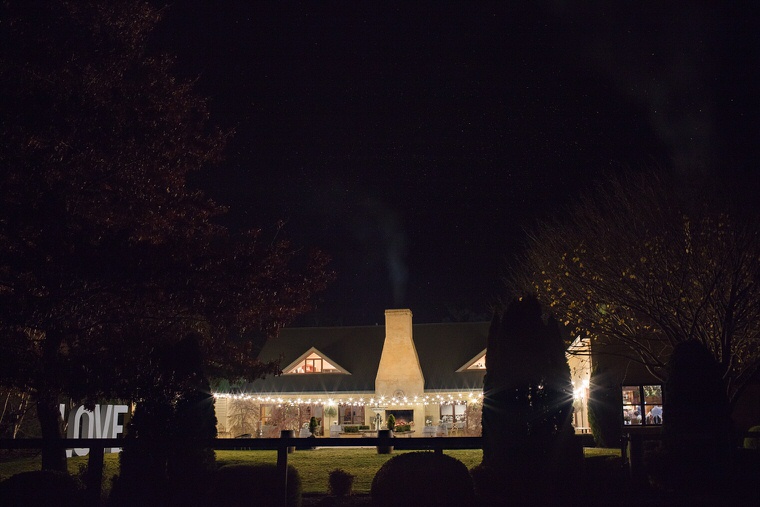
3 431 755 506
0 434 483 507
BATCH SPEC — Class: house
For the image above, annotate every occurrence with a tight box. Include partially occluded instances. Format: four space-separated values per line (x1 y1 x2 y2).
214 309 594 437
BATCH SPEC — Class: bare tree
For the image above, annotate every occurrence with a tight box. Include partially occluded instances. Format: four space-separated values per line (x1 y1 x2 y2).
228 398 260 437
269 405 301 433
0 389 31 439
508 172 760 406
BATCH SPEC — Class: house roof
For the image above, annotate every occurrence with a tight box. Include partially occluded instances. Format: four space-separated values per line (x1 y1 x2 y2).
240 321 490 395
414 322 489 391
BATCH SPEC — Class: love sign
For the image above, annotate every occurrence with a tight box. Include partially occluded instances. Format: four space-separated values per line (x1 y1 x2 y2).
59 403 129 457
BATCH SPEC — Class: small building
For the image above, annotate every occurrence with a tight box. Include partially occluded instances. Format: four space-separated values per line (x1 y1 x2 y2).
214 309 592 437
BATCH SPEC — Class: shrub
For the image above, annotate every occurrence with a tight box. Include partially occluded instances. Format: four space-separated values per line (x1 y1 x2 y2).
0 470 81 507
328 468 355 496
587 362 622 448
309 416 318 436
469 463 500 505
208 464 302 507
386 414 395 430
358 425 369 430
112 334 217 507
395 424 411 432
111 398 172 507
744 425 760 450
664 340 732 495
480 298 582 504
342 425 359 433
371 451 475 506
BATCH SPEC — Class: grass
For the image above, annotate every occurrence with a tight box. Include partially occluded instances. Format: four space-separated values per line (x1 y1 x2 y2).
0 450 121 501
0 447 621 496
216 448 484 494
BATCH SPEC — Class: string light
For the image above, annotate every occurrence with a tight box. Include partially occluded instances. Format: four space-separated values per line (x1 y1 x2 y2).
213 391 484 407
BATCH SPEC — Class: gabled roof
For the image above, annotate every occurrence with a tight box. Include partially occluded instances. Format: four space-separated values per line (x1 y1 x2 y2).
413 322 489 391
243 324 385 394
241 320 489 395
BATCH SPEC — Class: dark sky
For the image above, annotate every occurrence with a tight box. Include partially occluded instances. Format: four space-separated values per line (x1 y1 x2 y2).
150 1 759 325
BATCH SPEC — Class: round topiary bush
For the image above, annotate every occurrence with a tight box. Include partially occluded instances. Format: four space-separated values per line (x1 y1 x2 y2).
208 464 302 507
469 463 501 505
327 468 354 496
371 451 475 506
0 470 81 507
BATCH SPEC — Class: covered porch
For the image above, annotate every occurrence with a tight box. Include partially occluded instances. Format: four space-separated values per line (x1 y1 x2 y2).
213 391 484 438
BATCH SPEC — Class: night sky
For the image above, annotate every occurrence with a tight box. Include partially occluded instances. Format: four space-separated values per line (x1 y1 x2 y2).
149 1 759 325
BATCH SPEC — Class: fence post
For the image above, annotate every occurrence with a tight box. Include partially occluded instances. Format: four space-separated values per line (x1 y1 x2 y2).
628 432 645 488
85 441 105 506
377 429 393 454
278 430 294 507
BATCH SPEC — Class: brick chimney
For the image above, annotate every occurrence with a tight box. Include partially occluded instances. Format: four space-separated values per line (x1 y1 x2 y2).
375 309 424 397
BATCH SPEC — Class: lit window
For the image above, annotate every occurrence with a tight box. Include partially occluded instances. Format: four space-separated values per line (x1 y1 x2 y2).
457 349 487 372
283 349 348 374
622 384 663 426
467 353 486 370
339 405 364 425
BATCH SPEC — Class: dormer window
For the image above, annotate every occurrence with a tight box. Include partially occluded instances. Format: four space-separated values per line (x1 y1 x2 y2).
457 349 487 372
467 354 486 370
289 352 338 373
282 347 350 375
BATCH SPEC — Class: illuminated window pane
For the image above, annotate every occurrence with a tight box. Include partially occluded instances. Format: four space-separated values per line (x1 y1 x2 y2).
643 385 662 404
622 385 663 426
467 353 487 370
623 404 643 425
622 385 641 404
287 351 340 374
339 405 364 425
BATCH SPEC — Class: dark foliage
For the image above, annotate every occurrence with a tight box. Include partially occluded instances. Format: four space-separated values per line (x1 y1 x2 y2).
371 451 474 506
0 0 331 470
111 334 217 507
509 172 760 409
469 463 500 506
0 470 81 507
327 468 355 497
587 362 622 448
659 340 733 496
732 447 760 503
110 396 173 505
166 335 218 506
744 425 760 449
309 416 319 436
481 296 582 505
208 464 302 507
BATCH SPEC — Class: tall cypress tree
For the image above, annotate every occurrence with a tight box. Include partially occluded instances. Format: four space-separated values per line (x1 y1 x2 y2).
166 334 217 507
481 296 581 504
112 334 217 507
663 340 732 496
587 362 622 449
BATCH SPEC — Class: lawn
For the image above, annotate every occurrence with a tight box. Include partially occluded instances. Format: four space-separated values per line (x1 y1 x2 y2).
0 447 621 496
215 448 485 494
